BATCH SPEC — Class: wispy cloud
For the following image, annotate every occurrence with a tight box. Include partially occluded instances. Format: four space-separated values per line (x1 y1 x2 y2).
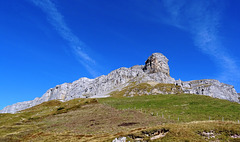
28 0 99 77
162 0 240 84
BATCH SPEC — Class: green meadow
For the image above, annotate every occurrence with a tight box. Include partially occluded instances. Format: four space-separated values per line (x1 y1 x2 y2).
0 93 239 141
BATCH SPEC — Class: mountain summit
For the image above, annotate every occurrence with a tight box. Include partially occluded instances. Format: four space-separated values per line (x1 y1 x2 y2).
143 53 170 76
1 53 239 113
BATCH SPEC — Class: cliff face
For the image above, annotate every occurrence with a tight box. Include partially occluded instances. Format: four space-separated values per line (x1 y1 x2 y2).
179 79 238 102
0 53 239 113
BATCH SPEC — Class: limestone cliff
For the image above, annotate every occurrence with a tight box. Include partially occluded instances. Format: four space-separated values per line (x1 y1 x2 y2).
0 53 239 113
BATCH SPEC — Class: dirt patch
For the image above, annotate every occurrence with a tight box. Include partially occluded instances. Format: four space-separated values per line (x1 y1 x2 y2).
126 128 169 141
118 122 139 127
42 103 162 134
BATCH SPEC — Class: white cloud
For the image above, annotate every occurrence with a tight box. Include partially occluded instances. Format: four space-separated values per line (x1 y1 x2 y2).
162 0 240 84
29 0 98 77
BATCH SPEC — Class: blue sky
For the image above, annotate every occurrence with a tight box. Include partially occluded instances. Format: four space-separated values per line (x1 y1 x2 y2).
1 0 240 109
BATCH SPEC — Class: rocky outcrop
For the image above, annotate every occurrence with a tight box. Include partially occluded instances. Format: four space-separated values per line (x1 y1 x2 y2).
143 53 170 76
0 53 239 113
238 93 240 102
109 82 183 97
177 79 239 102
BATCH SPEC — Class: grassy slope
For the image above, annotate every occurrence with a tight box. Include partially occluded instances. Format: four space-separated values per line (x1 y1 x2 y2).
0 94 239 141
100 94 240 122
110 83 183 97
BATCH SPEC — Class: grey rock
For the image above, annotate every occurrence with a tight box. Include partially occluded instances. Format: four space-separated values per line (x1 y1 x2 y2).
112 137 126 142
0 53 239 113
143 53 170 76
178 79 239 102
112 82 183 97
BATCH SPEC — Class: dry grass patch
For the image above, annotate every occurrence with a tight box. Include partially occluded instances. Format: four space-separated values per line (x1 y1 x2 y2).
41 103 163 135
1 94 240 141
109 121 240 142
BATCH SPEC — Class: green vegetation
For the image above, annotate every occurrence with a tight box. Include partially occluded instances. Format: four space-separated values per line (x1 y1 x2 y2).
110 83 183 97
0 98 99 141
124 121 240 142
154 83 183 94
0 93 240 141
110 83 152 97
100 94 240 122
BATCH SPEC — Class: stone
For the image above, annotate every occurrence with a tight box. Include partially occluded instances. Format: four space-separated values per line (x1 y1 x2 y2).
150 132 168 140
143 53 170 76
112 137 126 142
180 79 239 103
0 53 239 114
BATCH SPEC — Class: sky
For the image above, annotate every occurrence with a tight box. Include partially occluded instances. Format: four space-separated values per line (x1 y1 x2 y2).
1 0 240 110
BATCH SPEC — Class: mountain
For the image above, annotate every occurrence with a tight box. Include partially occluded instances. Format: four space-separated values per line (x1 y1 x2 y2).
0 53 239 113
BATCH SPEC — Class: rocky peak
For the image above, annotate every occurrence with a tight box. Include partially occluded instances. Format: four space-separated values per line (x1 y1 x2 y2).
143 53 170 76
0 52 239 114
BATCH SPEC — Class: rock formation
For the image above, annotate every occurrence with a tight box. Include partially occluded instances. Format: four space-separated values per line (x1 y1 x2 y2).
180 79 238 102
0 53 239 113
143 53 170 76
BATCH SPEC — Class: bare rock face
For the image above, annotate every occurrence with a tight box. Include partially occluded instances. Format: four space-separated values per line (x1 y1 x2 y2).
176 79 239 102
0 53 239 114
143 53 170 76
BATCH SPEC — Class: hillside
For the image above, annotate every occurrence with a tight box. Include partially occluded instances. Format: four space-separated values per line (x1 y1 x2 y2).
1 93 240 141
1 53 239 114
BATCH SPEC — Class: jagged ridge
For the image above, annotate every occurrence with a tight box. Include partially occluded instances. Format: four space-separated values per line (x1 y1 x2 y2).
1 53 239 113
